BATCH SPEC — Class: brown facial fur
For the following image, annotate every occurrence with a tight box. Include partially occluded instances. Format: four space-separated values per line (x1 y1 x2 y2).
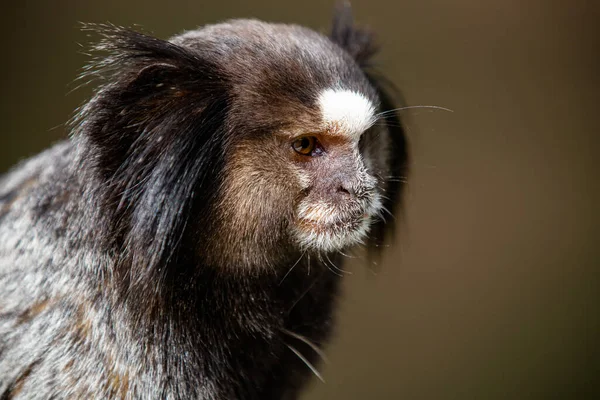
207 106 392 268
207 135 300 269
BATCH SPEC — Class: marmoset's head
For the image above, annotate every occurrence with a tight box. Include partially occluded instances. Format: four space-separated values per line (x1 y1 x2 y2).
76 6 407 272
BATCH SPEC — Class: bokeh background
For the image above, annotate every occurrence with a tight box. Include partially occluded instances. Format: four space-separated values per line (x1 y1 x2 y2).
1 0 598 398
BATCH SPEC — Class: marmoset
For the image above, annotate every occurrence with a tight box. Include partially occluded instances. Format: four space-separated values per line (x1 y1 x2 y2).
0 5 407 399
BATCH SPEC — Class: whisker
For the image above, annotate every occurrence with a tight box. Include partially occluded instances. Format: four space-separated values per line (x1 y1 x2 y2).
66 78 96 96
386 178 408 183
281 328 330 364
376 105 454 117
325 254 352 275
326 264 343 277
373 122 404 128
378 194 392 202
287 274 321 314
317 253 343 277
375 209 387 224
337 249 355 259
286 344 325 383
279 252 305 285
380 205 395 220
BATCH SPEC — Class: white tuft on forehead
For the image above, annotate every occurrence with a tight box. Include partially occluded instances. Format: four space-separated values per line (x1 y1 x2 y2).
318 89 376 140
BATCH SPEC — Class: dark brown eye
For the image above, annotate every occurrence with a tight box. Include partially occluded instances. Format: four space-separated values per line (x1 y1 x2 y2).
292 136 318 156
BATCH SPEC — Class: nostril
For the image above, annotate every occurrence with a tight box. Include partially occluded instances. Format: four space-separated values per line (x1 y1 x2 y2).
337 185 354 197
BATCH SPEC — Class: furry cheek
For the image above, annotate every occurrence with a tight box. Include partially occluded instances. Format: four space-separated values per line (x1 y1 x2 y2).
203 140 299 269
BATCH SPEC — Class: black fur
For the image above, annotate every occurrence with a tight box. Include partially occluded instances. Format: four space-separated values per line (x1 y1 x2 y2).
0 7 407 399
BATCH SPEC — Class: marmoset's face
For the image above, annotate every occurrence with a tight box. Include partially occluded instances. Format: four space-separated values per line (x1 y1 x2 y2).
287 89 388 253
214 87 391 268
169 19 403 270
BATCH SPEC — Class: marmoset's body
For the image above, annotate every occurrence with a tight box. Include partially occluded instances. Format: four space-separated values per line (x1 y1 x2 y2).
0 7 406 399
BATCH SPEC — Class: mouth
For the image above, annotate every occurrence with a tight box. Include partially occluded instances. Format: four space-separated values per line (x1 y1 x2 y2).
298 211 368 234
294 204 375 252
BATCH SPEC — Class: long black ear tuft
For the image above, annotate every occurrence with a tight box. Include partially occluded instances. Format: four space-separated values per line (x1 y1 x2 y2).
330 1 378 67
330 5 409 263
72 24 230 301
73 23 228 178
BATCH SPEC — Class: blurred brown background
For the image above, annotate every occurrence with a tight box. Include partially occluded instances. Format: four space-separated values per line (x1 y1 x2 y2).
1 0 598 398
